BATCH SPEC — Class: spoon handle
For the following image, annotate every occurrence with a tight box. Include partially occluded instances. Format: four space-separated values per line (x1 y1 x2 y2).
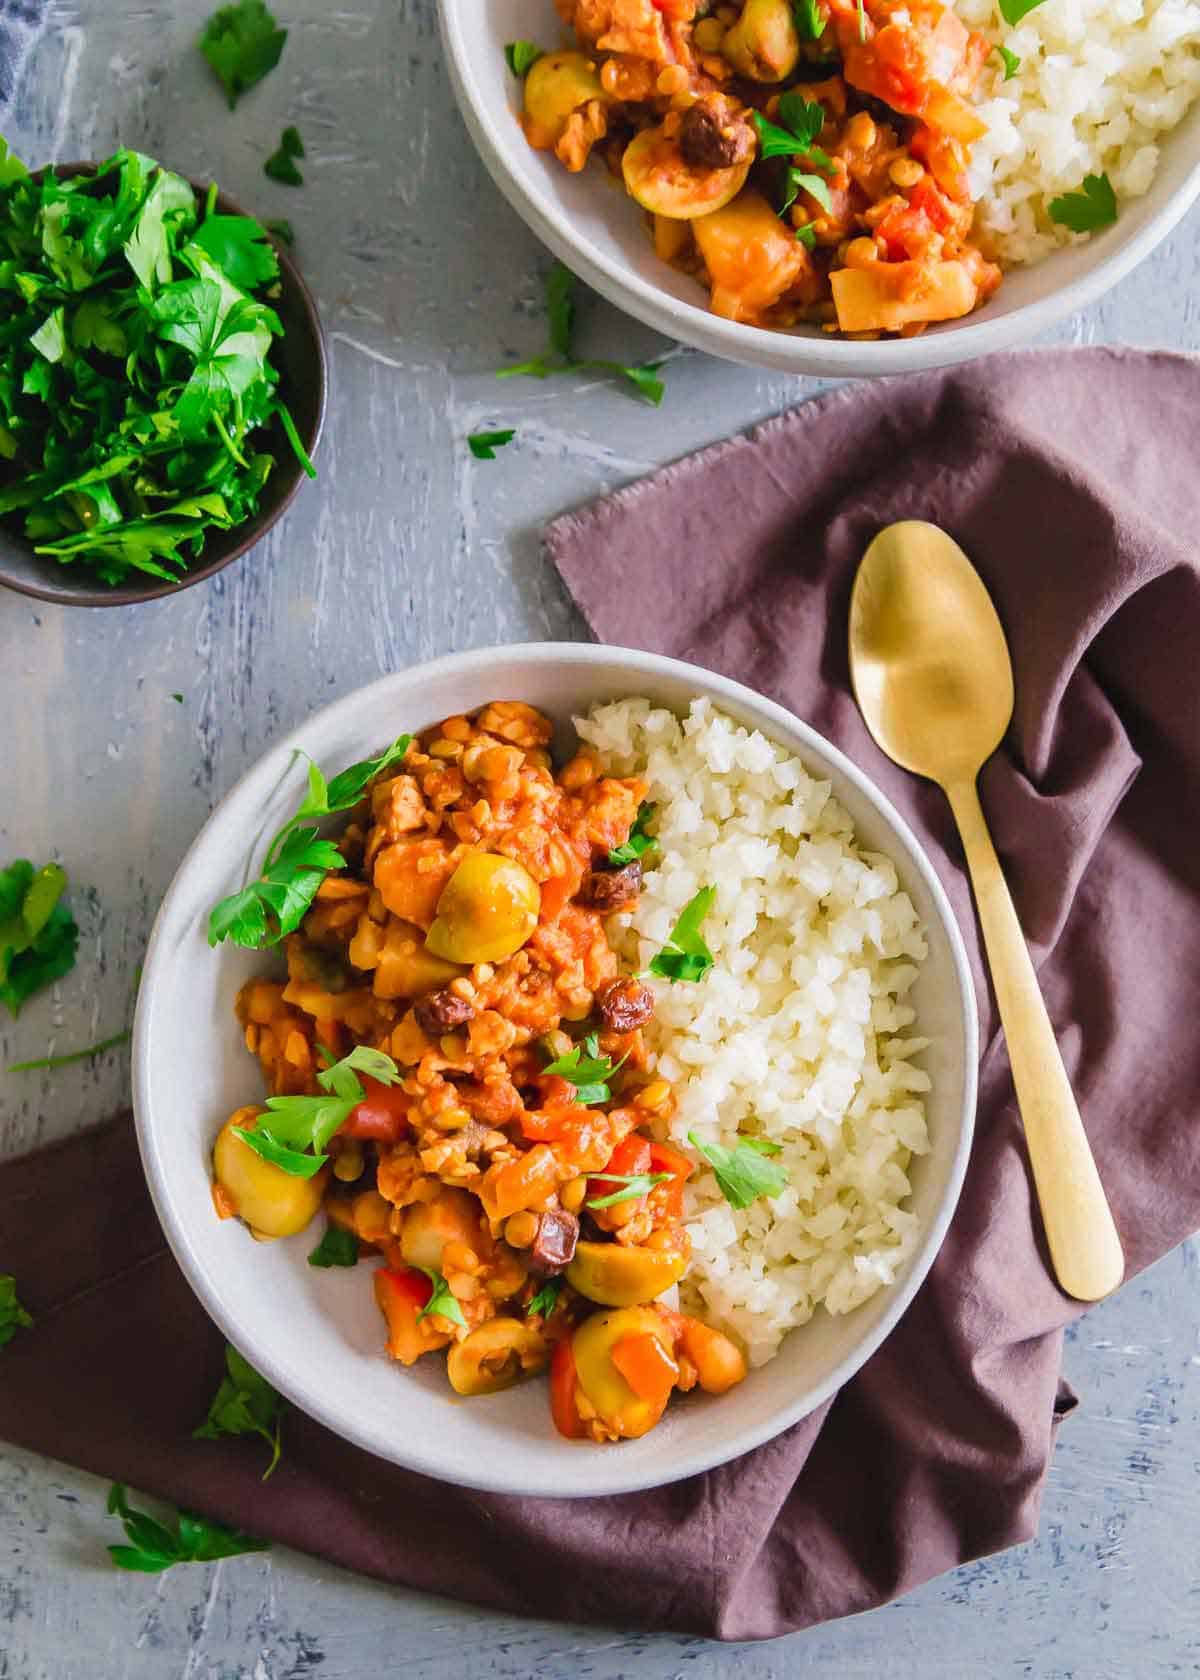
944 778 1124 1302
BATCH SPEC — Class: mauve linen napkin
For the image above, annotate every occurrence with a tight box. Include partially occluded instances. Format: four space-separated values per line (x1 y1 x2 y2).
3 346 1199 1641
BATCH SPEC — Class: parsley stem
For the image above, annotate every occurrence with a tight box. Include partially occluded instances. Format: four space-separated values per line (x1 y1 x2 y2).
8 1028 131 1072
212 409 249 469
275 401 317 479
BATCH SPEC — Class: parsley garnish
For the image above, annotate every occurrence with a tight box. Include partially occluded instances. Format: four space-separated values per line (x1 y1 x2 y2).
468 428 516 460
199 0 286 109
497 262 666 406
796 223 818 249
994 43 1021 79
688 1131 788 1210
793 0 824 39
416 1267 468 1328
608 802 658 866
585 1171 672 1209
1048 173 1118 233
857 0 867 41
8 1027 130 1072
264 126 305 187
505 40 544 78
235 1044 402 1177
105 1482 269 1573
0 146 313 586
307 1223 359 1268
542 1032 627 1105
208 732 411 948
526 1276 564 1318
782 169 833 216
194 1343 283 1479
647 886 716 983
999 0 1048 20
0 859 78 1017
0 1275 34 1348
752 99 831 166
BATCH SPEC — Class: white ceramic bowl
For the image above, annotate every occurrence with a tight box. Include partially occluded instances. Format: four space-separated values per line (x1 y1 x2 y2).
133 643 978 1498
440 0 1200 378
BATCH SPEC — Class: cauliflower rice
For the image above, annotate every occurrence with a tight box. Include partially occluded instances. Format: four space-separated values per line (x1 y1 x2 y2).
963 0 1200 265
576 698 932 1369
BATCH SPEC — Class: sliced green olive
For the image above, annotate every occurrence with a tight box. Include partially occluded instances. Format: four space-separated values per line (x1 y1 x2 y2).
567 1239 688 1307
523 50 607 150
446 1317 550 1396
621 124 751 220
572 1306 675 1439
213 1112 325 1240
425 852 541 964
721 0 801 81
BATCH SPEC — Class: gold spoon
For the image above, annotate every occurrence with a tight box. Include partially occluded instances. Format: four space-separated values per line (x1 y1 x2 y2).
848 520 1123 1303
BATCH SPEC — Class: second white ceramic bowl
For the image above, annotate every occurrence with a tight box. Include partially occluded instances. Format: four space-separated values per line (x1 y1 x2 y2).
133 643 977 1497
440 0 1200 378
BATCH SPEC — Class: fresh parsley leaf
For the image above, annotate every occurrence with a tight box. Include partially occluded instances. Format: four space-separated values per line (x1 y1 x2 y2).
106 1482 270 1572
999 0 1047 20
994 43 1021 80
526 1276 564 1319
468 428 516 460
1048 173 1118 233
263 217 294 245
264 126 305 187
793 0 824 39
795 223 818 248
751 105 831 169
191 214 280 290
688 1131 788 1210
585 1171 672 1209
542 1032 627 1106
647 886 717 983
776 94 827 153
8 1027 129 1071
0 859 79 1017
415 1267 468 1329
308 1223 359 1268
497 264 667 406
208 734 411 948
0 1275 34 1348
784 168 833 216
546 260 576 357
607 801 657 866
199 0 287 109
171 692 185 703
235 1044 402 1176
742 1136 783 1156
505 40 544 78
194 1344 283 1479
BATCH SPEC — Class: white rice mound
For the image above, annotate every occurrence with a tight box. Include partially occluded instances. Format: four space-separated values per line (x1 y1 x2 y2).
576 698 932 1369
959 0 1200 265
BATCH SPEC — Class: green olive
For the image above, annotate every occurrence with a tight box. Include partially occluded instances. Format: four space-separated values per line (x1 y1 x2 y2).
446 1317 550 1396
213 1112 325 1240
425 852 540 965
622 124 751 220
572 1307 675 1439
523 50 606 150
721 0 801 81
566 1240 688 1307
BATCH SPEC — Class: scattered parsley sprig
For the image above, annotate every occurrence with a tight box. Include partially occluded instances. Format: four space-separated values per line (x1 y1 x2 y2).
0 859 78 1016
416 1267 468 1328
199 0 287 108
208 732 411 948
264 125 305 187
504 40 544 78
793 0 824 40
994 43 1021 80
585 1171 672 1210
542 1032 627 1105
752 97 835 219
0 1275 33 1348
194 1343 284 1479
8 1027 130 1071
308 1223 359 1268
497 262 666 406
1049 173 1118 233
468 428 515 460
526 1276 564 1319
688 1132 787 1210
235 1044 402 1177
646 886 716 983
607 801 657 867
999 0 1048 21
105 1482 269 1573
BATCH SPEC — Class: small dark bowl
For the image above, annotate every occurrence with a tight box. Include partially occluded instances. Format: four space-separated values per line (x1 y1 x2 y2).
0 163 328 608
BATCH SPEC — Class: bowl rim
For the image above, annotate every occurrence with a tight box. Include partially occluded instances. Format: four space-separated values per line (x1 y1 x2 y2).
132 640 979 1497
0 160 329 609
439 0 1200 378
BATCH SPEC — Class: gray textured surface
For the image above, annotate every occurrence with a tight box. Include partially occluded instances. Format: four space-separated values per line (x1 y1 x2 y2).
1 3 1198 1676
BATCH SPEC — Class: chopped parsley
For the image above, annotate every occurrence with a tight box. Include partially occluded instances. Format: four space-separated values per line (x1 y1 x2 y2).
8 1027 130 1071
468 428 516 460
688 1131 788 1210
752 98 832 168
194 1343 284 1479
199 0 286 108
999 0 1048 21
264 125 305 187
782 168 833 216
505 40 544 78
585 1171 672 1210
1048 173 1118 233
994 43 1021 80
105 1482 269 1572
497 262 666 406
416 1267 468 1329
795 223 818 249
307 1223 360 1268
208 732 411 948
793 0 825 40
607 801 657 866
234 1045 402 1177
0 1275 34 1348
0 859 78 1017
526 1276 564 1319
647 886 716 983
542 1032 627 1106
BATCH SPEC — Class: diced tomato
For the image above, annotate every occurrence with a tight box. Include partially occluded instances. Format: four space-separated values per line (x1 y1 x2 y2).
908 178 955 232
648 1139 694 1222
611 1333 679 1408
587 1132 651 1205
550 1336 587 1438
909 125 970 202
377 1264 432 1309
374 1265 436 1366
339 1075 411 1143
